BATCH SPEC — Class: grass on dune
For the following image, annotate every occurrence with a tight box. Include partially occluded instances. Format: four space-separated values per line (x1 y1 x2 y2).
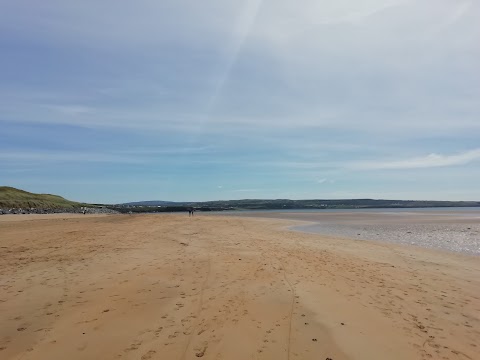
0 186 85 209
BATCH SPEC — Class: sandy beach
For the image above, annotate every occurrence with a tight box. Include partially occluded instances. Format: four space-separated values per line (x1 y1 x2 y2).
0 214 478 360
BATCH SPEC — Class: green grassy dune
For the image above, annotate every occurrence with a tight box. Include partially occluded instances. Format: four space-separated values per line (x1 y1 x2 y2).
0 186 84 209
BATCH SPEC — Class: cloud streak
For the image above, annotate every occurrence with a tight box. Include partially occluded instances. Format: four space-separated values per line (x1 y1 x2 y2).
0 151 144 164
351 149 480 170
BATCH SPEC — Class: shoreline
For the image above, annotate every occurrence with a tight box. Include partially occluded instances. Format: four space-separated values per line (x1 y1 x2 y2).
288 222 480 259
210 210 480 256
1 214 478 359
2 211 477 258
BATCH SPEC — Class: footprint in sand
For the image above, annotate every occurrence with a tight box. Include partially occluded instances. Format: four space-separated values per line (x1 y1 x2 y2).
124 341 142 352
141 350 156 360
195 345 208 357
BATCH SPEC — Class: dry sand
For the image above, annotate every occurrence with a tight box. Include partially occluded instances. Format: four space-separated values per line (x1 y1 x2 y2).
0 214 478 360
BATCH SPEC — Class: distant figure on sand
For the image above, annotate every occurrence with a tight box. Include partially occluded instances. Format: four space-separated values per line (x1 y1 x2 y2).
188 208 194 217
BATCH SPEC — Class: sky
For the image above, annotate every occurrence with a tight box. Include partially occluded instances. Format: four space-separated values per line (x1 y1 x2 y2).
1 0 479 203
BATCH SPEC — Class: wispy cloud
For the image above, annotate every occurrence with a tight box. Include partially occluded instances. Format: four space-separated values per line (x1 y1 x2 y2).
0 150 143 164
115 146 215 155
317 0 406 25
351 149 480 170
423 1 472 40
43 104 93 116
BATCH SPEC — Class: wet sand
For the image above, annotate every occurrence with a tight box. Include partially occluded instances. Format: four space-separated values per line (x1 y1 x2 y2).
222 210 480 255
0 214 479 359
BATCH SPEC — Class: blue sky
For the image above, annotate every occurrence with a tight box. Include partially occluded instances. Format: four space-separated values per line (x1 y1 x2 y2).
1 0 479 203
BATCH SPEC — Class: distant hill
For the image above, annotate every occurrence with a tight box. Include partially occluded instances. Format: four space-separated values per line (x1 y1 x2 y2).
112 198 480 213
120 200 180 206
0 186 84 209
186 198 480 210
3 186 479 213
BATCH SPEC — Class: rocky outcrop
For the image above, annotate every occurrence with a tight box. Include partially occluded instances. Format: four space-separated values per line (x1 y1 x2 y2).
0 207 119 215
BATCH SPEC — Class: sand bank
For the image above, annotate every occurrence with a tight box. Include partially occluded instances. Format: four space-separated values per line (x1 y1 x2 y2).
0 214 478 359
219 209 480 255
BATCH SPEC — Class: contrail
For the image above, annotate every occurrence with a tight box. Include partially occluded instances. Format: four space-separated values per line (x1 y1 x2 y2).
207 0 264 111
185 0 264 156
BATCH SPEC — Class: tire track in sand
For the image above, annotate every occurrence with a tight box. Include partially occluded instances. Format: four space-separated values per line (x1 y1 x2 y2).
277 255 295 360
241 218 295 360
180 219 212 360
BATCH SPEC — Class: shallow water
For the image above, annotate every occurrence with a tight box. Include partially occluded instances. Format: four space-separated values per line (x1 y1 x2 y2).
293 222 480 256
215 208 480 256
